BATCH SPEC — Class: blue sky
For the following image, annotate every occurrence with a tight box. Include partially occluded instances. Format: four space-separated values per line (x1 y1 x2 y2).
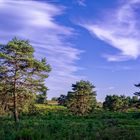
0 0 139 101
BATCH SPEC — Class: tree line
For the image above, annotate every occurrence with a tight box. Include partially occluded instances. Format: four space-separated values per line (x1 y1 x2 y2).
0 38 140 122
54 84 140 113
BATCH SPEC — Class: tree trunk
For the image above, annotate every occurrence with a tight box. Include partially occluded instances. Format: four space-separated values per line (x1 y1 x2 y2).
13 63 19 123
13 92 19 122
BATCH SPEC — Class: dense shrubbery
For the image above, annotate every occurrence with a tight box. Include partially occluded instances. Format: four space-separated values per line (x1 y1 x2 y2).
1 109 140 140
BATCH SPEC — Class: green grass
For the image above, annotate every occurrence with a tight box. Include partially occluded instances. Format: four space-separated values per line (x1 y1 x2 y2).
1 106 140 140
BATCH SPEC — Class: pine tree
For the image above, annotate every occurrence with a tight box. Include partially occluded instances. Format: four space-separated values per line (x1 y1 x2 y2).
0 38 51 122
67 80 96 116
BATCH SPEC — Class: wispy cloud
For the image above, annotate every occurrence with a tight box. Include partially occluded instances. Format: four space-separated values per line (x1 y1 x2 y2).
108 86 115 90
80 0 140 61
0 0 84 98
95 65 135 72
96 86 115 91
77 0 86 7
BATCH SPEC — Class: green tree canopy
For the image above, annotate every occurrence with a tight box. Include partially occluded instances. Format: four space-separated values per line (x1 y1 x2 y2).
103 95 130 111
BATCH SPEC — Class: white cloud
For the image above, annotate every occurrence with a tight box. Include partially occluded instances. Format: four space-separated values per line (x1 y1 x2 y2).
0 0 84 98
80 0 140 61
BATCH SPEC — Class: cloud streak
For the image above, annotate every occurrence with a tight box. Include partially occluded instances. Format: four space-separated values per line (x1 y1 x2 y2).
80 0 140 61
0 0 84 98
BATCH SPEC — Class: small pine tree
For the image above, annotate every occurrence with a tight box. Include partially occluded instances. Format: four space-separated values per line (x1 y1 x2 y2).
67 80 96 116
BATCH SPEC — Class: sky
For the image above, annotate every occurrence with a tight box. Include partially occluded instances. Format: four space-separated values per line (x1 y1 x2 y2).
0 0 140 101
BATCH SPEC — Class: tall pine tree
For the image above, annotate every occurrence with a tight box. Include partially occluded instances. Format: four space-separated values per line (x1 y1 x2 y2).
0 38 51 122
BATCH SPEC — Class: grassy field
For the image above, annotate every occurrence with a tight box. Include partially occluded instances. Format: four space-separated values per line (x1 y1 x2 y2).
1 105 140 140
